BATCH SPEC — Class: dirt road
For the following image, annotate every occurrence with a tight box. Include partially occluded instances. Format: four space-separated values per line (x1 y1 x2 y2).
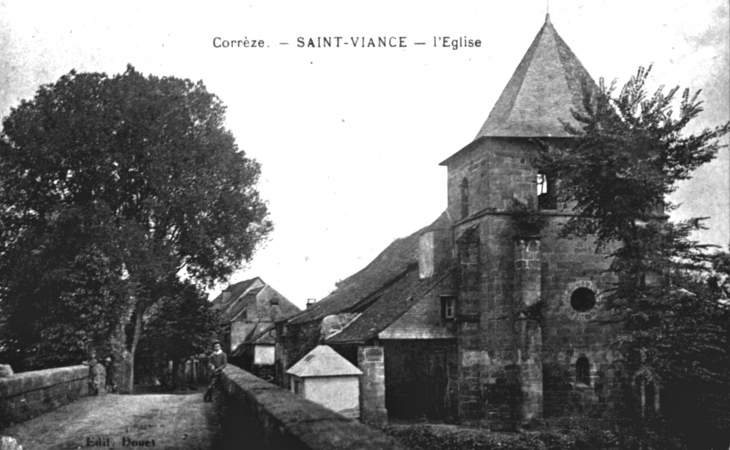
4 392 222 450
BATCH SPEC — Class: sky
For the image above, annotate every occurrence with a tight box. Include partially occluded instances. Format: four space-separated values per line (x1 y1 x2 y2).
1 0 728 309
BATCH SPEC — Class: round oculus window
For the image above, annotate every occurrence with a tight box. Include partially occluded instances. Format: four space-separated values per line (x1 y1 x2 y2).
570 287 596 312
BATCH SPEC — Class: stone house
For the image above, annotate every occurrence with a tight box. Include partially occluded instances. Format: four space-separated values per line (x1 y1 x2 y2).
211 277 300 378
277 212 459 425
277 15 635 429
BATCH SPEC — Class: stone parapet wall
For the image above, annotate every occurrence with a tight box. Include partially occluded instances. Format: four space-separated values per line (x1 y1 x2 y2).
0 365 89 430
219 365 409 450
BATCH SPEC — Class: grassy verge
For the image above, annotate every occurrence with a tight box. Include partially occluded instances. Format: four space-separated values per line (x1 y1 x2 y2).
384 423 691 450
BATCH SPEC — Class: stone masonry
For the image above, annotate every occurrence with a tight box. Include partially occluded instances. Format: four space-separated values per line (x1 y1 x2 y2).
357 346 387 427
438 15 630 428
0 365 89 430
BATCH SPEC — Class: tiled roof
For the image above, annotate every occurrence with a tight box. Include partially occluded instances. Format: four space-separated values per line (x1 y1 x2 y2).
287 211 450 325
325 267 452 344
286 345 363 378
256 285 301 322
213 280 300 324
210 277 261 313
475 14 598 138
231 323 276 357
252 325 277 345
224 291 257 322
245 322 275 343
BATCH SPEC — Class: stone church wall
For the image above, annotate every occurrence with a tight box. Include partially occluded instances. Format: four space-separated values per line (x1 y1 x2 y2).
447 137 632 428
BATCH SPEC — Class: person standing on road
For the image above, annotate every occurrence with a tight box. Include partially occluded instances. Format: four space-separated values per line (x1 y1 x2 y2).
84 351 101 395
203 341 227 402
105 356 117 393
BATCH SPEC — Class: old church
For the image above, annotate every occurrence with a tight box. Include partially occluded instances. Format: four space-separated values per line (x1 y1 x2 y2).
276 14 633 429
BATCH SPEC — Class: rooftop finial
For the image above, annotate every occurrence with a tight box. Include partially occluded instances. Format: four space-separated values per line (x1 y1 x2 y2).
546 0 551 22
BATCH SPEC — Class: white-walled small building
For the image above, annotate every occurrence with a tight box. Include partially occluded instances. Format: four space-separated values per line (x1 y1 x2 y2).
286 345 362 419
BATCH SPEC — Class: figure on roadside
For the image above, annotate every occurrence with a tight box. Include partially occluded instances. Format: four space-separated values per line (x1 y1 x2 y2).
84 351 103 395
93 359 106 396
104 356 117 393
203 341 227 402
0 364 13 378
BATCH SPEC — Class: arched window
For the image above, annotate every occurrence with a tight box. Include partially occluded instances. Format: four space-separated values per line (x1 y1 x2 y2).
646 381 655 412
576 356 590 385
643 380 660 416
460 178 469 219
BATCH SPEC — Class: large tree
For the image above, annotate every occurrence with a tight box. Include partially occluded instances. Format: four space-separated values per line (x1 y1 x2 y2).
0 66 272 390
536 65 729 441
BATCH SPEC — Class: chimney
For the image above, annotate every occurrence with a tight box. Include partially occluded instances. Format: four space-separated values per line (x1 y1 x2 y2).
306 298 316 309
418 227 452 278
222 289 231 303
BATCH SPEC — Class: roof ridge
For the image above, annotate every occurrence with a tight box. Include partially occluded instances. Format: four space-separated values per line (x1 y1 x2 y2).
473 16 596 139
326 266 456 344
367 269 455 341
346 263 418 314
477 20 546 140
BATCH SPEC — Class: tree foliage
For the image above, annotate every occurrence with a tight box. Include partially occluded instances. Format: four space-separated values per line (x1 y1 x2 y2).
507 197 548 237
135 279 219 388
0 66 272 380
536 65 730 431
538 65 728 245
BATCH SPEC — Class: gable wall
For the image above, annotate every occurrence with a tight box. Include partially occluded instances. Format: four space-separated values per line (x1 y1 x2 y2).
231 322 258 351
378 284 456 340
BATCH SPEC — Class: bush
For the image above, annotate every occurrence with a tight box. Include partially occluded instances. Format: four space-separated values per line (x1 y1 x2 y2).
384 424 694 450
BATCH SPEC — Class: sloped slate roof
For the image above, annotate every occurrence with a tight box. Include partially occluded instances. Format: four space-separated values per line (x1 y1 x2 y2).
224 291 258 322
214 281 300 324
252 326 277 345
286 345 362 378
475 14 598 138
287 211 451 326
245 322 275 344
325 267 453 344
231 323 277 357
210 277 261 313
253 285 301 322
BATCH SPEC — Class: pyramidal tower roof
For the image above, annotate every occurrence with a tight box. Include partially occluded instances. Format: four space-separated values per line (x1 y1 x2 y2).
475 14 597 139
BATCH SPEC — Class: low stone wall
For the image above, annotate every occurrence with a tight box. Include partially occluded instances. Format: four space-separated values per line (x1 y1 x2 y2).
0 365 89 430
219 365 410 450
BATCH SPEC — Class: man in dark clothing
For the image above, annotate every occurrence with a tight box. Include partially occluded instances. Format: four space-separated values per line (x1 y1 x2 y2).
204 341 227 402
105 356 117 393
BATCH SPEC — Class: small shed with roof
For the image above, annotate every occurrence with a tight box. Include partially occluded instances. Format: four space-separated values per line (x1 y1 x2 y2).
286 345 363 419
